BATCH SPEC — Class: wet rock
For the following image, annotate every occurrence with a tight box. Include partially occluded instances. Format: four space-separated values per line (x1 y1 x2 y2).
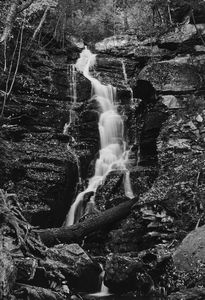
104 254 153 294
95 170 127 210
44 244 101 293
173 225 205 272
52 65 92 102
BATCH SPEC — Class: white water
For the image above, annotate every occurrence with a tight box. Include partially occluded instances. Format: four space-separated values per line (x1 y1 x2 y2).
121 60 134 104
65 48 134 226
89 264 111 297
63 64 77 134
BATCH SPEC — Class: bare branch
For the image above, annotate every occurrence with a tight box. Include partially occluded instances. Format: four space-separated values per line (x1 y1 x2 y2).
17 0 35 13
32 6 49 41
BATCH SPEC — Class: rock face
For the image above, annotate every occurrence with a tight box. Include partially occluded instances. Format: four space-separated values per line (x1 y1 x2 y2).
0 94 79 227
158 24 205 45
138 57 204 92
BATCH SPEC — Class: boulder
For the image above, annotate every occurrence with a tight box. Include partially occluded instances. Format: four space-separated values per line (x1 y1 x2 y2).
104 254 153 294
44 244 101 292
173 225 205 272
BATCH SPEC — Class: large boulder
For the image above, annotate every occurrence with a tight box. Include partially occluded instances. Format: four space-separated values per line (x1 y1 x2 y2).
173 225 205 272
44 244 101 292
104 254 153 294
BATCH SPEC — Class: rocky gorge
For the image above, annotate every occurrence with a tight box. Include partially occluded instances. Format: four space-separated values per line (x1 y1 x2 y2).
1 1 205 299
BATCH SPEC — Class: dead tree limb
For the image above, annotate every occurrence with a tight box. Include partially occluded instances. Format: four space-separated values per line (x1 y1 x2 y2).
17 0 35 13
32 6 49 41
37 198 137 247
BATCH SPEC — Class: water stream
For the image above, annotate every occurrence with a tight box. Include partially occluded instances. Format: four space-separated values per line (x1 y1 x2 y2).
89 264 111 297
63 64 77 134
121 60 134 104
65 48 134 227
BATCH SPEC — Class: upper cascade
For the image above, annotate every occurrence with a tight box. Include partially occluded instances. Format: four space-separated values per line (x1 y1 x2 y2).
65 47 134 227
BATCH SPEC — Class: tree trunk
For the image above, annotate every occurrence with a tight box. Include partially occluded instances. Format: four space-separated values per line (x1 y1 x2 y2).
0 0 19 44
0 0 35 44
32 6 49 41
17 0 35 13
38 198 137 247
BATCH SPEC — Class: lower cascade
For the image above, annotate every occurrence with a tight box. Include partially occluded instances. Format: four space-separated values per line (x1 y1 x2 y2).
89 264 111 297
65 47 134 226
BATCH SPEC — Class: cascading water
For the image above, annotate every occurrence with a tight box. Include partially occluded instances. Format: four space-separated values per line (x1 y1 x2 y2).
121 59 134 104
64 47 134 227
89 264 111 297
63 64 82 185
63 64 77 134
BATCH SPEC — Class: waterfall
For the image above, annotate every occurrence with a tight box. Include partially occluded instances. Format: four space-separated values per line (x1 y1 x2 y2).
68 64 77 103
63 64 77 134
121 59 134 103
89 264 111 297
64 48 134 227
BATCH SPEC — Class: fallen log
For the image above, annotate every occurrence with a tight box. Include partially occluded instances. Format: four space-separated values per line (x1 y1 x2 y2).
37 197 137 247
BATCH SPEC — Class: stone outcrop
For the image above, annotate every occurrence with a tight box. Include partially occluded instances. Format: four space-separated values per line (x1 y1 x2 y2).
138 56 205 93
